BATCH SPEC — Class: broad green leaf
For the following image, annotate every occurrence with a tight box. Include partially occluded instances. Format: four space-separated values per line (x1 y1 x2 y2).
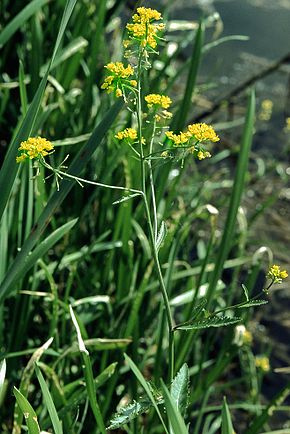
0 0 49 48
124 354 169 434
175 316 241 331
161 380 189 434
170 363 189 417
13 387 40 434
35 364 63 434
221 397 235 434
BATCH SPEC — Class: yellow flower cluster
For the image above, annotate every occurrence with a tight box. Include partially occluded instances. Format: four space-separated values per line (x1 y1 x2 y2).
126 7 165 50
101 62 136 97
16 137 54 163
267 265 288 283
187 123 220 143
165 123 219 160
115 128 138 141
145 94 172 109
255 356 270 373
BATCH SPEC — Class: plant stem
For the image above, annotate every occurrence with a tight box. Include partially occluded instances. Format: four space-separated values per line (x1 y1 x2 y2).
136 52 175 381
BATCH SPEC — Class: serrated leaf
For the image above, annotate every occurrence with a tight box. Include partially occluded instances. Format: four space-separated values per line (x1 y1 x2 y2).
113 193 141 205
161 380 189 434
238 299 268 308
170 363 189 417
175 316 241 330
108 398 154 429
156 221 167 251
222 397 235 434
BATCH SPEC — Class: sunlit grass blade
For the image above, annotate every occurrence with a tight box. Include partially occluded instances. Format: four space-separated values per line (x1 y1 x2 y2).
206 89 255 304
173 19 204 131
0 0 77 224
0 0 49 48
35 364 63 434
0 218 77 302
69 306 106 434
221 397 235 434
13 387 41 434
124 353 169 434
0 359 6 405
160 380 189 434
0 99 122 301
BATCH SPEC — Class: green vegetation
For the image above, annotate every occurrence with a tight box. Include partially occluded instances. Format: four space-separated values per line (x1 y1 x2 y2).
0 1 289 433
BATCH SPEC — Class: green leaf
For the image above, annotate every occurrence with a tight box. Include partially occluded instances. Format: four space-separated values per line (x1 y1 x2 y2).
161 380 189 434
242 284 249 301
108 397 155 430
237 300 268 308
113 193 141 205
170 363 189 417
175 316 241 331
0 359 6 403
13 387 40 434
124 354 169 434
69 306 106 434
0 0 49 48
156 221 167 251
206 89 255 305
221 397 235 434
35 364 63 434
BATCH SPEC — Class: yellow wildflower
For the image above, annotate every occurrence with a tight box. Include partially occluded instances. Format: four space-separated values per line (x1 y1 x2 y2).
126 7 164 50
115 128 138 141
101 62 136 97
234 325 253 346
267 265 288 283
165 131 189 146
187 123 220 143
255 356 270 373
197 150 211 160
16 137 54 163
145 94 172 109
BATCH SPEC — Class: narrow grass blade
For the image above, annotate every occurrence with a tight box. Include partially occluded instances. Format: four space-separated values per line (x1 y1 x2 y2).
19 61 28 115
160 380 189 434
0 218 77 301
0 0 77 224
0 100 123 301
124 354 169 434
173 19 204 131
0 359 6 403
175 316 241 330
206 89 255 304
221 397 235 434
13 387 41 434
35 364 63 434
69 306 106 434
0 0 49 48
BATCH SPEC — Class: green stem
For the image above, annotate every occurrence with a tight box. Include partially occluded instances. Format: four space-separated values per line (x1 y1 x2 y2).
136 52 175 381
148 118 158 242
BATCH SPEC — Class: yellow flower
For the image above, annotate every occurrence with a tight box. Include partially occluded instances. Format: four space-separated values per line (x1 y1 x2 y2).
197 150 211 160
101 62 136 97
145 94 172 109
16 137 54 163
126 7 164 50
165 131 189 146
267 265 288 283
115 128 138 141
187 123 220 143
255 356 270 373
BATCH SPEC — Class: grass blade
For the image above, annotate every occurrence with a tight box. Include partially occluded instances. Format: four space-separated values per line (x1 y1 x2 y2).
206 89 255 304
69 306 106 434
221 397 235 434
124 353 169 434
0 359 6 404
13 387 40 434
160 380 189 434
0 0 49 48
35 364 63 434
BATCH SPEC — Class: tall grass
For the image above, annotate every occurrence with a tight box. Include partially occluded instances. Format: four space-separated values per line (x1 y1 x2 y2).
0 1 288 433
